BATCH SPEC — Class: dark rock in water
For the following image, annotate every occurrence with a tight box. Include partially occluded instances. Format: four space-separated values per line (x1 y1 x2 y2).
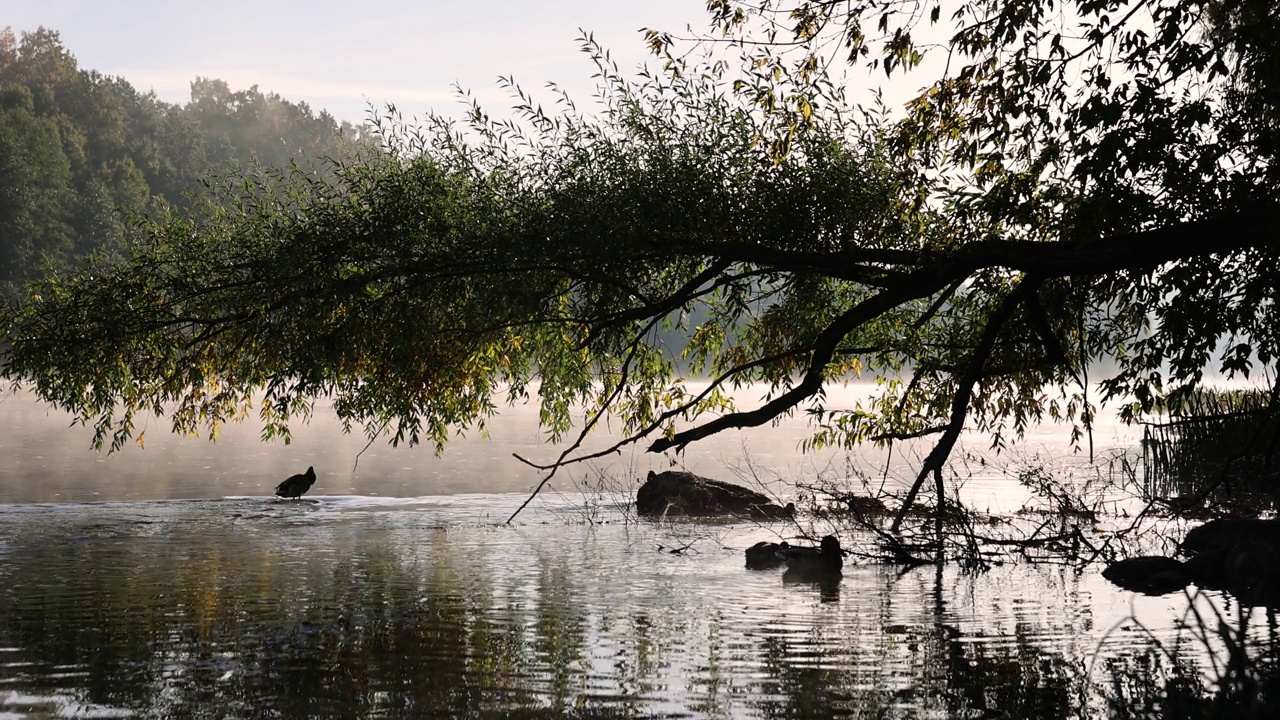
636 470 794 518
745 541 789 570
275 466 317 499
1102 556 1192 596
779 535 844 578
1180 517 1280 555
1177 518 1280 605
1105 518 1280 605
844 495 890 515
1180 548 1232 590
1220 543 1280 607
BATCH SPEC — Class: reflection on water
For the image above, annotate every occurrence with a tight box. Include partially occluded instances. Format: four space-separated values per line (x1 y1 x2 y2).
0 496 1265 719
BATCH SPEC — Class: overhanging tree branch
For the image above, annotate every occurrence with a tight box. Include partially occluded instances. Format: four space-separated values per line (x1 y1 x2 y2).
891 277 1039 532
648 264 956 452
642 207 1276 459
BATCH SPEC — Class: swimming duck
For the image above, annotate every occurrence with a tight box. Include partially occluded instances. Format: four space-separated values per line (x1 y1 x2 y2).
779 535 844 576
744 541 790 570
275 466 317 499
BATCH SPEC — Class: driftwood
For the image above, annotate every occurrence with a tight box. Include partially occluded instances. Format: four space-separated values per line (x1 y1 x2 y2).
636 470 794 519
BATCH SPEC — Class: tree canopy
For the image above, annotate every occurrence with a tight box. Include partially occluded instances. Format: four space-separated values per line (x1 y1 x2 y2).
2 2 1278 526
0 27 368 296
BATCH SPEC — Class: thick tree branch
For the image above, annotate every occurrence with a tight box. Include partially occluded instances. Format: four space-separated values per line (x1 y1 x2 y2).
913 209 1277 279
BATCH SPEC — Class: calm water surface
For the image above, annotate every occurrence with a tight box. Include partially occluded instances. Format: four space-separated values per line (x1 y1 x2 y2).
0 387 1265 718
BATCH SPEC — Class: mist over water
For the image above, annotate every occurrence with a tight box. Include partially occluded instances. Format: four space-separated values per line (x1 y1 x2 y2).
0 386 1262 718
0 383 1137 506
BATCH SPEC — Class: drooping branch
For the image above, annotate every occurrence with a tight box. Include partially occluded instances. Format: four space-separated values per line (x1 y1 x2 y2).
648 264 956 453
506 260 744 521
582 259 734 346
1024 284 1078 382
890 277 1040 533
513 345 817 475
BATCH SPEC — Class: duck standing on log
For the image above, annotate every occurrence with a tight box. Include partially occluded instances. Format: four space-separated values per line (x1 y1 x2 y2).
275 466 317 499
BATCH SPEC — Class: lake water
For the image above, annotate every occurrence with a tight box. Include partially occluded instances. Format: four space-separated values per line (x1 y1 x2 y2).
0 385 1271 718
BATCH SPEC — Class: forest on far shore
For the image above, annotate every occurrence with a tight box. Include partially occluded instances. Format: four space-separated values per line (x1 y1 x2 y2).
0 27 369 297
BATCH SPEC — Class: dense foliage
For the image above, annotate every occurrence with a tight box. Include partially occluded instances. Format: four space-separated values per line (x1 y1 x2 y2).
666 0 1280 517
2 2 1278 526
0 27 366 295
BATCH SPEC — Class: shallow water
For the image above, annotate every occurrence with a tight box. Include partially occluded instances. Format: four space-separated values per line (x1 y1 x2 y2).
0 387 1268 718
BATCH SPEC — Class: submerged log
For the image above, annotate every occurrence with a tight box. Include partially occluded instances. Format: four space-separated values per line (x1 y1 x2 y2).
636 470 794 519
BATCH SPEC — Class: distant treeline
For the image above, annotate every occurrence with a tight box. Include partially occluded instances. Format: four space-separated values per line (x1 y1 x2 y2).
0 27 370 296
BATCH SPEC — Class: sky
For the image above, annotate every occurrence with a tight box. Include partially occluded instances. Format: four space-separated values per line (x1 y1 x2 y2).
7 0 712 124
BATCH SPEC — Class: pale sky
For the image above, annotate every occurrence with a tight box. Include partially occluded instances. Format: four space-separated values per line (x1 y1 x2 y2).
7 0 712 123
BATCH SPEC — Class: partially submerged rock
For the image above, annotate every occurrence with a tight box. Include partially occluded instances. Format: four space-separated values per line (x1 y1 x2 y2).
636 470 794 519
1179 517 1280 555
1102 556 1192 596
1104 517 1280 604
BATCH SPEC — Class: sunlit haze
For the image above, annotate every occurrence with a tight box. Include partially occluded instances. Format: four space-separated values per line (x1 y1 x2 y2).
8 0 709 123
